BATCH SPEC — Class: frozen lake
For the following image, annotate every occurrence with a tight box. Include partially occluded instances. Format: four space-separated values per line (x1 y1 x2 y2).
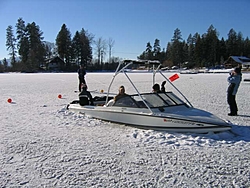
0 72 250 187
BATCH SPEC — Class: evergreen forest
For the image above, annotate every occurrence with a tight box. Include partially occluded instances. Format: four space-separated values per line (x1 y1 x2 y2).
1 18 250 72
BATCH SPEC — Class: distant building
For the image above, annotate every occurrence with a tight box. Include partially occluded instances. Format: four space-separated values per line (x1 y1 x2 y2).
224 56 250 69
45 56 65 71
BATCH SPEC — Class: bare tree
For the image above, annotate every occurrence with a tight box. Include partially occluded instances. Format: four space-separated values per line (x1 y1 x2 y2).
95 37 107 65
108 38 115 63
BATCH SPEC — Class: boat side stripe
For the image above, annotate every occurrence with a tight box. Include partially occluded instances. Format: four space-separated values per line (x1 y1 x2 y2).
75 107 230 127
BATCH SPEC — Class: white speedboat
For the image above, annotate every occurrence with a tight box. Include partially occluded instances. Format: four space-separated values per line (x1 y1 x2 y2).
67 60 231 133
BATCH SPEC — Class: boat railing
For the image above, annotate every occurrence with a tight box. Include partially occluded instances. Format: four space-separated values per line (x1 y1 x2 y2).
105 60 193 112
106 61 154 113
158 71 193 108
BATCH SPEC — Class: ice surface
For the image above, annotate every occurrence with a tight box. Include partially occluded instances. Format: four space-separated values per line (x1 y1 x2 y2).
0 72 250 187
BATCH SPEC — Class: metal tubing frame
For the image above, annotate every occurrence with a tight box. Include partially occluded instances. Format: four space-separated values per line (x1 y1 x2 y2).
105 60 193 110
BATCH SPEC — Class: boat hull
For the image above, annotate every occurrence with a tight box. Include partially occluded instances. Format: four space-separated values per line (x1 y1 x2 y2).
67 104 231 133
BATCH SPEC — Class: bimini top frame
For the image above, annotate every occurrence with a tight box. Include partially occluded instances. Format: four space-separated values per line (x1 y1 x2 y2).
105 60 193 112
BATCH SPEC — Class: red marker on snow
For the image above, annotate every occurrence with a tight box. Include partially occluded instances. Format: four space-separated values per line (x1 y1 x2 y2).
169 73 179 82
58 94 62 99
7 98 12 103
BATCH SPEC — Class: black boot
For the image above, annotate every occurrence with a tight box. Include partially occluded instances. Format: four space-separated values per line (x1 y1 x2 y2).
228 112 237 116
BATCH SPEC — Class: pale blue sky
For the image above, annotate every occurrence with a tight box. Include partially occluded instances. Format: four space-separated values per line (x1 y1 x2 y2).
0 0 249 61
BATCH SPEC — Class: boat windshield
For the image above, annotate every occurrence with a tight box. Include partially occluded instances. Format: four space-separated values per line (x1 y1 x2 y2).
131 92 186 108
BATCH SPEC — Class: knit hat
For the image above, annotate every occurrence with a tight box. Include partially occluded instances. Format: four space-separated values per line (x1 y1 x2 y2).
153 84 160 91
234 67 241 74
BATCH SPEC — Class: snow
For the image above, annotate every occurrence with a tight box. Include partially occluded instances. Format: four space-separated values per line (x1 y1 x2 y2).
1 72 250 187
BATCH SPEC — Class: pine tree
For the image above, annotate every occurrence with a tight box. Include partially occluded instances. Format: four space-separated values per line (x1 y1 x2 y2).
6 25 17 67
218 38 227 64
3 58 8 71
0 60 3 72
226 28 237 56
145 42 153 59
243 37 250 57
79 28 92 67
26 22 45 71
194 34 203 67
56 24 72 68
137 51 147 60
186 34 195 64
138 42 152 60
236 32 244 56
205 25 219 67
72 31 82 65
182 41 188 66
153 39 161 60
16 18 29 68
138 26 250 69
171 28 183 67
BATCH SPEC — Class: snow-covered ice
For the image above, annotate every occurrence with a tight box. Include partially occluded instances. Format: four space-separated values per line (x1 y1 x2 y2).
0 72 250 187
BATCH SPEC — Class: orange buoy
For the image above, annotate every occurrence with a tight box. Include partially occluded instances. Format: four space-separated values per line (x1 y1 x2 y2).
58 94 62 99
7 98 12 103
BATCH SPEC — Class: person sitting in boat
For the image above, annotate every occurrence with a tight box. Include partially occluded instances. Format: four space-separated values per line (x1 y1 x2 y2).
105 86 128 107
79 84 94 106
114 85 128 101
152 83 161 93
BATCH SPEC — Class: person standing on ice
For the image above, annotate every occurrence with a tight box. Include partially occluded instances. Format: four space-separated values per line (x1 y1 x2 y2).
77 65 86 92
227 67 242 116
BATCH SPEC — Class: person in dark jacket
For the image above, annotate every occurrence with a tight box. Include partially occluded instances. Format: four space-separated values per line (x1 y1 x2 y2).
114 85 128 101
152 83 160 93
78 65 86 92
227 67 242 116
79 84 94 106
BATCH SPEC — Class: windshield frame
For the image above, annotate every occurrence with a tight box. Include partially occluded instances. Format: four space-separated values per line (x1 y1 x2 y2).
130 92 186 108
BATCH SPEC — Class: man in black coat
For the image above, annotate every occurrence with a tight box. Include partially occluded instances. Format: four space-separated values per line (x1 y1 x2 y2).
78 65 86 92
79 84 94 106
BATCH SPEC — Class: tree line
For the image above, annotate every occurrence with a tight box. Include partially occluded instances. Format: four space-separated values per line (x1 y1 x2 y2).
138 25 250 69
1 19 250 72
2 18 116 72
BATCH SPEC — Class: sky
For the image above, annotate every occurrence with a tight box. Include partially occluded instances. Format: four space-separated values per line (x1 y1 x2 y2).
0 0 250 61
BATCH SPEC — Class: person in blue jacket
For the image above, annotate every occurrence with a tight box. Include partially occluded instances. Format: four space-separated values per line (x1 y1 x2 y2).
227 67 242 116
